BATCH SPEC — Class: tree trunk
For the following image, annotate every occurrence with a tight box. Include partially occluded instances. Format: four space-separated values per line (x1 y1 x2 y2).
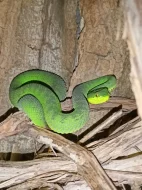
0 0 141 189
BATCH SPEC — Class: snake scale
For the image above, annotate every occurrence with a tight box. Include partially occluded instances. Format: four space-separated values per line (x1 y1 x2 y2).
9 70 116 134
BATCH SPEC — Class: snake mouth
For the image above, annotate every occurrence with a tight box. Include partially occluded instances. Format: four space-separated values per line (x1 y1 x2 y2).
109 85 116 92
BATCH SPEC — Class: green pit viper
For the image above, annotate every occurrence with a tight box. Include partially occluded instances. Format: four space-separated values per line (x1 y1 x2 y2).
9 70 116 134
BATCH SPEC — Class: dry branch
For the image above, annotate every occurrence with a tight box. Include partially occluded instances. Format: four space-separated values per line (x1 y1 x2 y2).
79 109 123 143
0 98 140 189
0 157 78 189
0 114 141 189
31 128 117 190
106 169 142 187
0 112 116 190
86 116 141 149
89 117 142 164
62 97 136 111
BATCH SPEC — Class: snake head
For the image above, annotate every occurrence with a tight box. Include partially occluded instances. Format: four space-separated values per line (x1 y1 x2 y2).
87 87 110 104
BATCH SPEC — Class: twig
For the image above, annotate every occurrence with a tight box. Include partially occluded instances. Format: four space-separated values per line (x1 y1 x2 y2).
106 169 142 186
89 119 142 164
87 116 141 149
61 97 136 111
79 109 123 143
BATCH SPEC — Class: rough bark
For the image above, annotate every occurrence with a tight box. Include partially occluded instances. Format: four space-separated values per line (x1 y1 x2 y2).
69 0 133 99
0 0 77 115
124 0 142 120
68 0 134 135
0 0 141 189
0 112 117 190
0 106 140 189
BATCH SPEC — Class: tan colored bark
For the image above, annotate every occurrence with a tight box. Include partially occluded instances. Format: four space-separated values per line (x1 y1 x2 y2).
69 0 133 99
0 112 116 190
0 0 77 115
0 0 141 189
124 0 142 120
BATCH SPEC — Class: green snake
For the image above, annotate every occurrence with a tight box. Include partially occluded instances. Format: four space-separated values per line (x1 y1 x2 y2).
9 70 116 134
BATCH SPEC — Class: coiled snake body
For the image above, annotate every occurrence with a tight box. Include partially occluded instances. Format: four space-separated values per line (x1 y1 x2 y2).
9 70 116 134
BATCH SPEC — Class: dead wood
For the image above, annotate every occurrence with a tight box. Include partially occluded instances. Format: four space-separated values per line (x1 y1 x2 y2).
79 109 123 144
62 97 136 112
0 110 117 190
0 0 141 189
0 96 139 190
